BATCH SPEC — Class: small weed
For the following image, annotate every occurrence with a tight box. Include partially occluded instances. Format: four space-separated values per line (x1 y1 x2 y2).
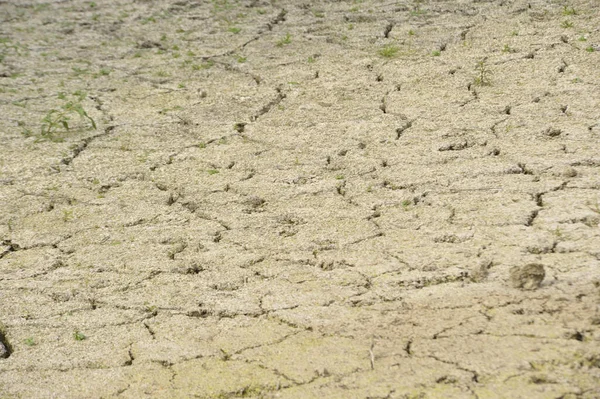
432 50 441 56
474 59 492 86
379 44 399 58
97 68 111 77
178 83 186 88
24 337 36 346
192 60 214 70
62 209 74 222
197 142 207 149
562 6 577 16
401 199 412 210
335 174 345 180
72 67 89 76
313 10 325 18
578 36 587 41
40 100 96 140
228 27 241 34
561 20 574 28
511 30 519 36
236 55 247 63
408 29 415 36
502 44 515 53
207 169 219 175
585 46 595 52
348 23 354 30
276 33 292 47
73 331 86 341
307 56 316 63
141 16 156 24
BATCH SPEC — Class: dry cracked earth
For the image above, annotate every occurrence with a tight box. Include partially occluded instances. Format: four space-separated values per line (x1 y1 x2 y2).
1 0 600 398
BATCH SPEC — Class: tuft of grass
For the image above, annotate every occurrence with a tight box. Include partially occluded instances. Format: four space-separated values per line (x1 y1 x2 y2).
228 27 241 34
192 60 214 70
585 46 595 52
474 59 492 86
561 20 574 28
207 169 219 175
73 331 86 341
39 100 96 141
24 337 36 346
432 50 441 56
378 44 399 58
502 44 515 53
562 6 577 16
276 33 292 47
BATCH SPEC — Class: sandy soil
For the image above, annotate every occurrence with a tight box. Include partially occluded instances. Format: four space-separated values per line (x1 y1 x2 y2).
1 0 600 397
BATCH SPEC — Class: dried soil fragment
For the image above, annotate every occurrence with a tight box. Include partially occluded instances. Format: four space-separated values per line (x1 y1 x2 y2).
509 263 545 290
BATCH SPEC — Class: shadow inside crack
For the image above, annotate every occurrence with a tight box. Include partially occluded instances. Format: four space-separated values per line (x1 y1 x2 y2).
0 327 13 359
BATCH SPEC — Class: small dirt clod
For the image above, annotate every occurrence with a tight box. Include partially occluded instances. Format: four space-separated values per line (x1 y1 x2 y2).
509 263 545 290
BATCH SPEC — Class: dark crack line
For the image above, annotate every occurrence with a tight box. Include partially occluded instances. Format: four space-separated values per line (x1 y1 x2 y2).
250 87 286 122
60 125 116 166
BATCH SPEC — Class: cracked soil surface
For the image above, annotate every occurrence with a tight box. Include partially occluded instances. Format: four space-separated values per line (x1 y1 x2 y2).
1 0 600 398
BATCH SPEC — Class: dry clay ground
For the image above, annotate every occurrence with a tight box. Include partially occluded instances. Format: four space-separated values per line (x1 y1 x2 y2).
1 0 600 397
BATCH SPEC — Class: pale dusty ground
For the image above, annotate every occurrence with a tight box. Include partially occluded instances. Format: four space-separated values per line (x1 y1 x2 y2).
1 0 600 398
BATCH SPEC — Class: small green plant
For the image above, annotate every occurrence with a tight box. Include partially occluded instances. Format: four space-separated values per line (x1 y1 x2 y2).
24 337 36 346
502 44 515 53
379 44 399 58
585 46 595 52
511 30 519 36
40 101 96 140
228 27 241 34
474 59 492 86
307 56 316 63
578 36 587 41
62 209 74 222
408 29 415 36
192 60 214 70
276 33 292 47
562 6 577 16
432 50 441 56
401 199 412 210
236 55 247 63
561 20 574 28
313 10 325 18
74 331 86 341
72 67 89 76
335 174 345 180
207 169 219 175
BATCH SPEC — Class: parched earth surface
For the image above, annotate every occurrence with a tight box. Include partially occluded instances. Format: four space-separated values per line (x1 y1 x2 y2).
1 0 600 397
